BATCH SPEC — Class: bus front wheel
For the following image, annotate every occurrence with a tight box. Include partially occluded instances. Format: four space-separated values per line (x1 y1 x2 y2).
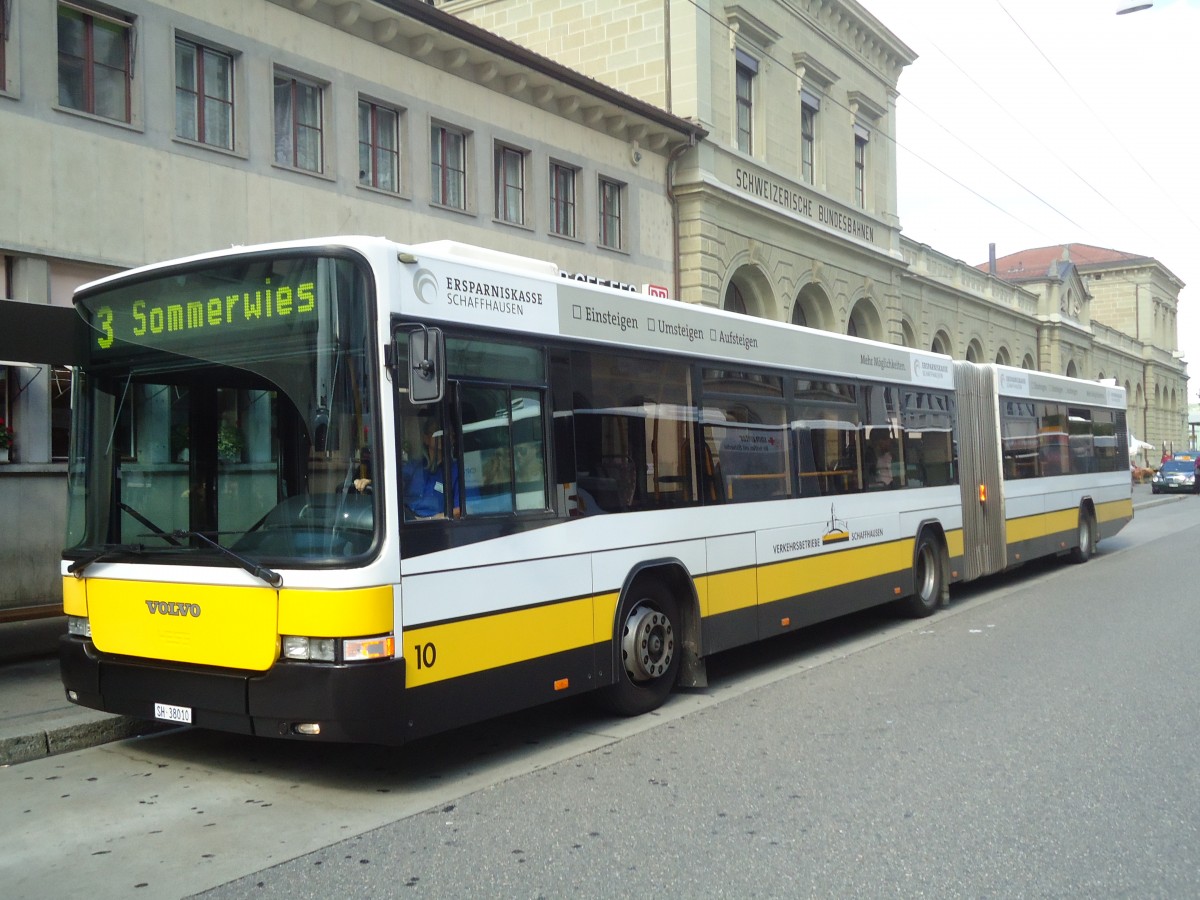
596 582 680 716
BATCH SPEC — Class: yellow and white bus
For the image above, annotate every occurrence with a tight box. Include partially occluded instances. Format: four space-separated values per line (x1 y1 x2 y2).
60 236 1133 743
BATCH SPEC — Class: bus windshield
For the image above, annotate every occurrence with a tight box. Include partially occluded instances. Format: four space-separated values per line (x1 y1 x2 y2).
65 251 380 566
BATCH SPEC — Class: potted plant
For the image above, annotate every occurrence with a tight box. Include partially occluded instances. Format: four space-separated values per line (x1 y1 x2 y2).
0 417 12 462
217 420 244 462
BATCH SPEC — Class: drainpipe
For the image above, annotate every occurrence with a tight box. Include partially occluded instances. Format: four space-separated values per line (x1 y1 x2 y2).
664 0 672 112
667 134 695 303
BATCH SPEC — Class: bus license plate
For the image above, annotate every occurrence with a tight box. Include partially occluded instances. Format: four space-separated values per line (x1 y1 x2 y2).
153 702 193 724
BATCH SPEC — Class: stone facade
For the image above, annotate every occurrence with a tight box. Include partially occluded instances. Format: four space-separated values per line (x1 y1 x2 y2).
445 0 1187 457
448 0 910 343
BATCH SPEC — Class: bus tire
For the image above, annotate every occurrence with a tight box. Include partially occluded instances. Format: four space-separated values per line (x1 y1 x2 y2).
1070 509 1095 563
897 533 943 619
596 581 680 717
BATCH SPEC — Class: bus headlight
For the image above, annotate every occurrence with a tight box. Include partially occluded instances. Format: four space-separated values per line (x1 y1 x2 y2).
67 616 92 638
281 635 336 662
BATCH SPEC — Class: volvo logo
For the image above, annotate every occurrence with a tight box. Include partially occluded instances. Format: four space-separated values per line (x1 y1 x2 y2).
145 600 201 618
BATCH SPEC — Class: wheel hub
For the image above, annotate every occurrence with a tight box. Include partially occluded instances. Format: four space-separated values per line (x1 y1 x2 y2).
621 603 675 682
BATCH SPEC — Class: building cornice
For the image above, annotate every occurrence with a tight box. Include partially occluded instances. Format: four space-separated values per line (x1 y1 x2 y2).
268 0 706 154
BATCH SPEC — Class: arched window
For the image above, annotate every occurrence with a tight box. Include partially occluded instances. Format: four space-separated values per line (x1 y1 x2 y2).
724 282 748 315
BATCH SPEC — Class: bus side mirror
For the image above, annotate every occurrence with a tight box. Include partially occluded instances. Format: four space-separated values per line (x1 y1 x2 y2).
403 325 445 405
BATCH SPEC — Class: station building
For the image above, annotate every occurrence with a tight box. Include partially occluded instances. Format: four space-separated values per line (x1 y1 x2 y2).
445 0 1188 452
0 0 700 622
0 0 1187 631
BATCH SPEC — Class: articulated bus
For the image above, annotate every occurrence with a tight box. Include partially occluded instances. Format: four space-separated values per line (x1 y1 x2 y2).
60 236 1133 744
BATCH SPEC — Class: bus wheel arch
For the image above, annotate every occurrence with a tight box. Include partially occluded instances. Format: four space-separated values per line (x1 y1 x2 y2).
1071 500 1098 564
596 561 702 716
897 524 947 618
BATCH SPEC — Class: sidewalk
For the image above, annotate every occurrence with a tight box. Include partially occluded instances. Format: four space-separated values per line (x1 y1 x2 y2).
1 487 1185 766
0 617 164 766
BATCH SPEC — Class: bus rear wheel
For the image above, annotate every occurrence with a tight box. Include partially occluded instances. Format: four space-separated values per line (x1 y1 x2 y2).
897 533 943 618
596 581 680 716
1071 510 1095 563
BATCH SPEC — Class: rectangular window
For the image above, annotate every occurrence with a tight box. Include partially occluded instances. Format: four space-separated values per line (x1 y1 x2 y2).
1038 404 1069 476
550 163 577 238
458 384 547 515
273 72 323 173
793 380 861 496
899 389 957 487
494 144 526 225
735 50 757 154
1001 398 1039 480
571 351 697 513
175 38 234 150
598 177 624 250
358 99 400 192
703 370 790 503
854 126 869 208
431 124 467 209
1092 410 1120 473
401 339 549 520
51 366 74 461
800 92 819 184
58 4 132 123
1068 407 1095 474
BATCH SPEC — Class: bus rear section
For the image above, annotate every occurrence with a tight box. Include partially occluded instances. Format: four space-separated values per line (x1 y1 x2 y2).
955 361 1133 578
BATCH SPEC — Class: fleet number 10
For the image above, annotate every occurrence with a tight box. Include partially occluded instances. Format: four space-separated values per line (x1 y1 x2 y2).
413 642 437 669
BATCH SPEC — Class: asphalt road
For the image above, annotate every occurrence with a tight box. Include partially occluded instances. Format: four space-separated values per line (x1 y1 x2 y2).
4 492 1197 899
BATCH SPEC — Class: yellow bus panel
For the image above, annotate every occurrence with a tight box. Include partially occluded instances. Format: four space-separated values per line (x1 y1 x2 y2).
277 586 393 637
1097 497 1133 523
705 567 758 616
1007 508 1077 544
87 579 279 671
62 576 87 616
405 595 596 687
757 539 913 604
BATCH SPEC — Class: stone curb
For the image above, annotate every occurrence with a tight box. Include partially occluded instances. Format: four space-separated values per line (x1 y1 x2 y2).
1 714 170 766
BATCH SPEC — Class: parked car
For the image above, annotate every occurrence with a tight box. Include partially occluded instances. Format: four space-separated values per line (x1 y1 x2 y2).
1151 459 1196 494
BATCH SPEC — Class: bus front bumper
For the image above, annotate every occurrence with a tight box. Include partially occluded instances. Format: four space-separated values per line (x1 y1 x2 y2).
59 635 409 745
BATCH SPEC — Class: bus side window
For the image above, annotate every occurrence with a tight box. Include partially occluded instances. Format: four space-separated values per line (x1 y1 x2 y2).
512 390 547 510
458 384 547 516
791 426 822 497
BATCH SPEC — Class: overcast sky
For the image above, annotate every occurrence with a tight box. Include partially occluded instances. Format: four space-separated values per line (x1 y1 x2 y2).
854 0 1199 400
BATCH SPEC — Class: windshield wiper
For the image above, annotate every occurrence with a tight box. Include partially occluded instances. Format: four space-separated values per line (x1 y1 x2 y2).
68 543 148 578
121 503 183 546
171 530 283 588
